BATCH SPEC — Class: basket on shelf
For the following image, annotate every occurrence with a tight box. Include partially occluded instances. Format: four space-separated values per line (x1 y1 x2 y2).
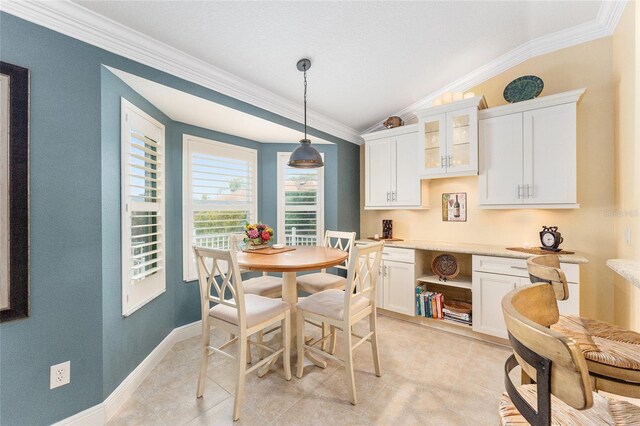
431 254 460 281
443 300 472 315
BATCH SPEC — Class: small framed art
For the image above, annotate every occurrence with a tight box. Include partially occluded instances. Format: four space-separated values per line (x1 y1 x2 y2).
442 193 466 222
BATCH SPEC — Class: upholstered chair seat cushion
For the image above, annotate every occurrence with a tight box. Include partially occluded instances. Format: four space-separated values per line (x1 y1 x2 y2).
499 384 640 426
296 289 369 321
242 275 283 298
296 272 346 294
553 315 640 371
210 295 289 329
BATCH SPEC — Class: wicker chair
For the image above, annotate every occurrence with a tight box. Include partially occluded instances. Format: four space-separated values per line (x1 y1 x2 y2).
527 255 640 398
500 282 640 425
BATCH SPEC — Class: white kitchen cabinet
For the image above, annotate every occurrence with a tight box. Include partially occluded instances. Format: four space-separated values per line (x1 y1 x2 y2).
367 246 416 316
479 89 585 208
472 255 580 339
416 96 487 179
363 125 422 209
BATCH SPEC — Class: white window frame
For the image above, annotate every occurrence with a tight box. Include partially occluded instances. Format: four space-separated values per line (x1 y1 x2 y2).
182 135 258 281
0 74 9 310
276 152 324 246
121 98 166 316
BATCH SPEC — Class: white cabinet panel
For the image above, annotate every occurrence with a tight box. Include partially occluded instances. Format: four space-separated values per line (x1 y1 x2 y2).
383 260 415 316
478 89 583 208
366 138 392 207
479 114 523 205
363 125 422 209
524 103 577 204
472 271 516 338
394 133 421 206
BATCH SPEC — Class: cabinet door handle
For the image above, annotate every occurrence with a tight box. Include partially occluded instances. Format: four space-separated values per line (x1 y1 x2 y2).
448 155 453 167
526 184 533 198
392 191 397 201
517 185 523 199
386 191 390 202
510 266 527 270
441 156 446 168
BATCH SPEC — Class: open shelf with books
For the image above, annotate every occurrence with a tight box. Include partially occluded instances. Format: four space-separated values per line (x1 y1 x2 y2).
415 251 473 328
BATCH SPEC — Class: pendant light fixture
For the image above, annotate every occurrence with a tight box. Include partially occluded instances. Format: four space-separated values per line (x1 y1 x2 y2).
288 58 324 168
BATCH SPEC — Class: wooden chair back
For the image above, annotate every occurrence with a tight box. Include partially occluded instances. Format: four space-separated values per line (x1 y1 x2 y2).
502 283 593 416
321 230 356 273
344 242 384 313
193 245 246 329
527 255 570 302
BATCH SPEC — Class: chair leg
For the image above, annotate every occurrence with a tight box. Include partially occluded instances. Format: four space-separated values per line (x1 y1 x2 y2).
257 331 265 360
196 319 210 398
321 322 330 351
234 331 248 421
344 323 357 405
370 312 382 377
283 314 292 381
329 325 337 355
296 309 305 379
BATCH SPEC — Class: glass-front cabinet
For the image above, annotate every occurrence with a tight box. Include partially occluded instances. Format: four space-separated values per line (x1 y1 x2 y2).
417 96 486 178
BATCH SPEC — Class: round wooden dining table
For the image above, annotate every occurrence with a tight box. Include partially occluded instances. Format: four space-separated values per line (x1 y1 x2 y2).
236 245 347 359
236 245 347 310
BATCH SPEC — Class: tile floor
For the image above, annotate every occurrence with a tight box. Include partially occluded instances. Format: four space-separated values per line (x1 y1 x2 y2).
108 315 513 425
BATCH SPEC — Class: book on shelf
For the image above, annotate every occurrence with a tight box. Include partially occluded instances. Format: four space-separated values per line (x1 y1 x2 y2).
415 287 444 319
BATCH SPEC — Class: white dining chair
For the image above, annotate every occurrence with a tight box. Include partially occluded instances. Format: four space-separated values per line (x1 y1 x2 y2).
230 233 282 298
296 230 355 294
295 241 384 405
296 230 356 351
193 245 291 421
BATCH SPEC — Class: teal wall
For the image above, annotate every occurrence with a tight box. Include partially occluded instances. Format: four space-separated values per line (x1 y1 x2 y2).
0 12 360 425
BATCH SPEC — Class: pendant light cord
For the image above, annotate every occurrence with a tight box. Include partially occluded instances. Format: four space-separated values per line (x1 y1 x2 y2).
303 64 308 140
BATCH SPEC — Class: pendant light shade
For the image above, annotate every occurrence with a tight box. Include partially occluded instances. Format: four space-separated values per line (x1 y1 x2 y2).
288 58 324 168
288 139 324 168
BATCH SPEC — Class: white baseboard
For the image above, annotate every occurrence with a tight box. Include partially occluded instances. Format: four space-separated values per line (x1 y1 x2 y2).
54 320 202 426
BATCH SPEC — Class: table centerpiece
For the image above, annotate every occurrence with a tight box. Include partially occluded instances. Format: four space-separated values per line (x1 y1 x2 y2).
243 223 274 250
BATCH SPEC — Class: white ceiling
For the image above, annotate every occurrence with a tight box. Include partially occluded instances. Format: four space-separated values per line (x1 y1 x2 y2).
74 0 603 134
107 66 333 144
3 1 620 143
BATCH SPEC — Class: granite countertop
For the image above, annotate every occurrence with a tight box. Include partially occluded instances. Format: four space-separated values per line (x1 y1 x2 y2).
357 239 589 264
606 259 640 288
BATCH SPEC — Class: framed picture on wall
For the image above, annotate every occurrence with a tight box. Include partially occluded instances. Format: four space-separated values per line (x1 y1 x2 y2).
442 192 467 222
0 61 30 322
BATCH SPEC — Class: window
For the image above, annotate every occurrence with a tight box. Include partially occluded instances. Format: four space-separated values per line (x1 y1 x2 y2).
183 135 257 281
277 152 324 246
121 99 166 316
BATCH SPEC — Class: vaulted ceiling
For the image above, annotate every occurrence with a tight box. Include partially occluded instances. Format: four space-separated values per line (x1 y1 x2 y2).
2 1 626 143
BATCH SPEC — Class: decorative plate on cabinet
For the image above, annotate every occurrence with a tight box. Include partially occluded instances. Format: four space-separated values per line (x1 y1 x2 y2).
503 75 544 103
431 254 460 280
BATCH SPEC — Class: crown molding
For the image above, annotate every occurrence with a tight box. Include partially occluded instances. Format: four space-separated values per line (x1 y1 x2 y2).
0 0 362 145
361 0 628 135
478 88 586 119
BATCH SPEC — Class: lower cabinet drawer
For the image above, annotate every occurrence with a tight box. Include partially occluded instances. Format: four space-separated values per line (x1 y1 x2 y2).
473 255 579 283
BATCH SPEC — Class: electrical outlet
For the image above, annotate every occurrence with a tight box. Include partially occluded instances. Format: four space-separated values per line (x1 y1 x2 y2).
50 361 70 389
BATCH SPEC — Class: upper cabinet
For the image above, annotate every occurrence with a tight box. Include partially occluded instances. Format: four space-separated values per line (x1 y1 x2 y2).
416 96 487 179
478 89 585 209
363 124 425 209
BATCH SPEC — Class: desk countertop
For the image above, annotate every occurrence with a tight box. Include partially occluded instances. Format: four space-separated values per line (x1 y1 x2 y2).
356 239 589 264
607 259 640 288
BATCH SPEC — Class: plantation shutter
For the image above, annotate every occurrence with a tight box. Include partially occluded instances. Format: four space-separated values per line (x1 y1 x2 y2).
121 99 166 316
277 152 324 246
183 135 257 281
